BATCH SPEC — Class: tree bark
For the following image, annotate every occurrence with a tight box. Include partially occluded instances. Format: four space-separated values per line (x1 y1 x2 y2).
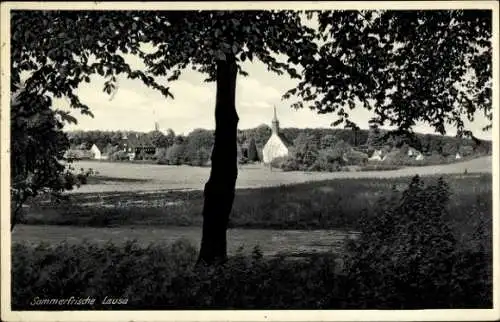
197 56 238 265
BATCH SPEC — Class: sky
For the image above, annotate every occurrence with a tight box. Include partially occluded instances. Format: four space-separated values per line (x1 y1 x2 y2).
57 48 493 140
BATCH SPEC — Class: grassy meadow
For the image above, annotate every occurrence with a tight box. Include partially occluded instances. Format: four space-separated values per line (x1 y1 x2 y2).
64 156 492 193
19 172 492 252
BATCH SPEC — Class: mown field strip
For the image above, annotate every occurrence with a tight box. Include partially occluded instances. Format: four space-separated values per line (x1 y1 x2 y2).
12 224 358 257
69 156 492 193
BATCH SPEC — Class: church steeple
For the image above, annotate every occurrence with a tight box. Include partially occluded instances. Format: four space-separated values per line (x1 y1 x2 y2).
271 106 279 134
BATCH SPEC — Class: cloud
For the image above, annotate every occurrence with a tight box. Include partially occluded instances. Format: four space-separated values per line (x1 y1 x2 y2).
240 100 273 109
60 62 492 141
237 77 281 107
61 71 216 134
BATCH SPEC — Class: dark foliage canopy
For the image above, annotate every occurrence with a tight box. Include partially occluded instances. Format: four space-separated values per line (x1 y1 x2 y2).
11 10 316 115
285 10 492 137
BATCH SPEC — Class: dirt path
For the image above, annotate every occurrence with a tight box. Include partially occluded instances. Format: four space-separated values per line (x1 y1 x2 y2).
12 225 359 257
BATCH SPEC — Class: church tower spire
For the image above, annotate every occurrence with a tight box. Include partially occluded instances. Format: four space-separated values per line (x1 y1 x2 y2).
271 106 279 134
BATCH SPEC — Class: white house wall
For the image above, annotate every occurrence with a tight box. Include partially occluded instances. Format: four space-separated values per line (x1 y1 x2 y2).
369 150 384 161
262 133 289 163
90 145 101 160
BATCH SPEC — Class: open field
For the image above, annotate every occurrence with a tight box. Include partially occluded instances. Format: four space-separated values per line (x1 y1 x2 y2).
17 172 492 255
68 156 492 193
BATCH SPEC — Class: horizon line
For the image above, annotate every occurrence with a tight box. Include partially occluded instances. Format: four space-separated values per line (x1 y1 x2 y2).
64 126 493 141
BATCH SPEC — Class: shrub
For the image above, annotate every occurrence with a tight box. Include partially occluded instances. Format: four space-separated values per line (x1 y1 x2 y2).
154 148 168 164
282 140 371 172
422 152 446 164
270 156 287 168
459 145 474 157
187 147 210 167
12 229 490 310
247 138 259 162
343 175 492 308
381 149 408 165
164 144 186 165
312 148 344 171
292 133 319 167
11 240 342 310
108 151 129 161
12 239 198 310
345 149 369 165
238 156 249 165
75 167 94 185
319 134 337 149
273 156 302 171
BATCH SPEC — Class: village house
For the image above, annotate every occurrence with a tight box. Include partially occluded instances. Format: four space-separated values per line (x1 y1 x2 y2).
121 133 138 160
64 142 112 160
64 148 93 160
90 144 102 160
120 132 157 160
407 146 425 161
64 143 94 160
262 107 292 163
368 149 386 162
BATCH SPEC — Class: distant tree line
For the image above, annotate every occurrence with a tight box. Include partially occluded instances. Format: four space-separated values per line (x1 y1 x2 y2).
67 125 491 168
68 129 177 150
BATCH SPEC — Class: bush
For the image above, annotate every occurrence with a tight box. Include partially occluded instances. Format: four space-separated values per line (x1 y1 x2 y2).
459 145 474 156
11 240 344 310
422 152 446 164
270 156 287 168
345 149 368 165
187 147 210 167
380 149 408 165
279 143 370 172
108 151 129 161
343 175 492 308
12 239 198 310
164 144 186 165
311 148 344 172
154 148 168 163
75 168 94 185
247 138 259 162
12 225 491 310
272 156 303 171
238 156 249 165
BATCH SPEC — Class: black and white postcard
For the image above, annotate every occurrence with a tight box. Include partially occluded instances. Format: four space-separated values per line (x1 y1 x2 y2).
1 1 499 321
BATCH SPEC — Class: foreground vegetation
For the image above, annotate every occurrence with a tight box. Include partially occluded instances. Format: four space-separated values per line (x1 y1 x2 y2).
12 241 490 310
12 175 492 309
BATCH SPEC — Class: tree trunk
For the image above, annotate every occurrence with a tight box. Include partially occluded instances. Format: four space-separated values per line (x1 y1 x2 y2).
197 56 238 265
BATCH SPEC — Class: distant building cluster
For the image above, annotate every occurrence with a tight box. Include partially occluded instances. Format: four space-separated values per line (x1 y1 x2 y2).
64 125 160 161
63 108 484 168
